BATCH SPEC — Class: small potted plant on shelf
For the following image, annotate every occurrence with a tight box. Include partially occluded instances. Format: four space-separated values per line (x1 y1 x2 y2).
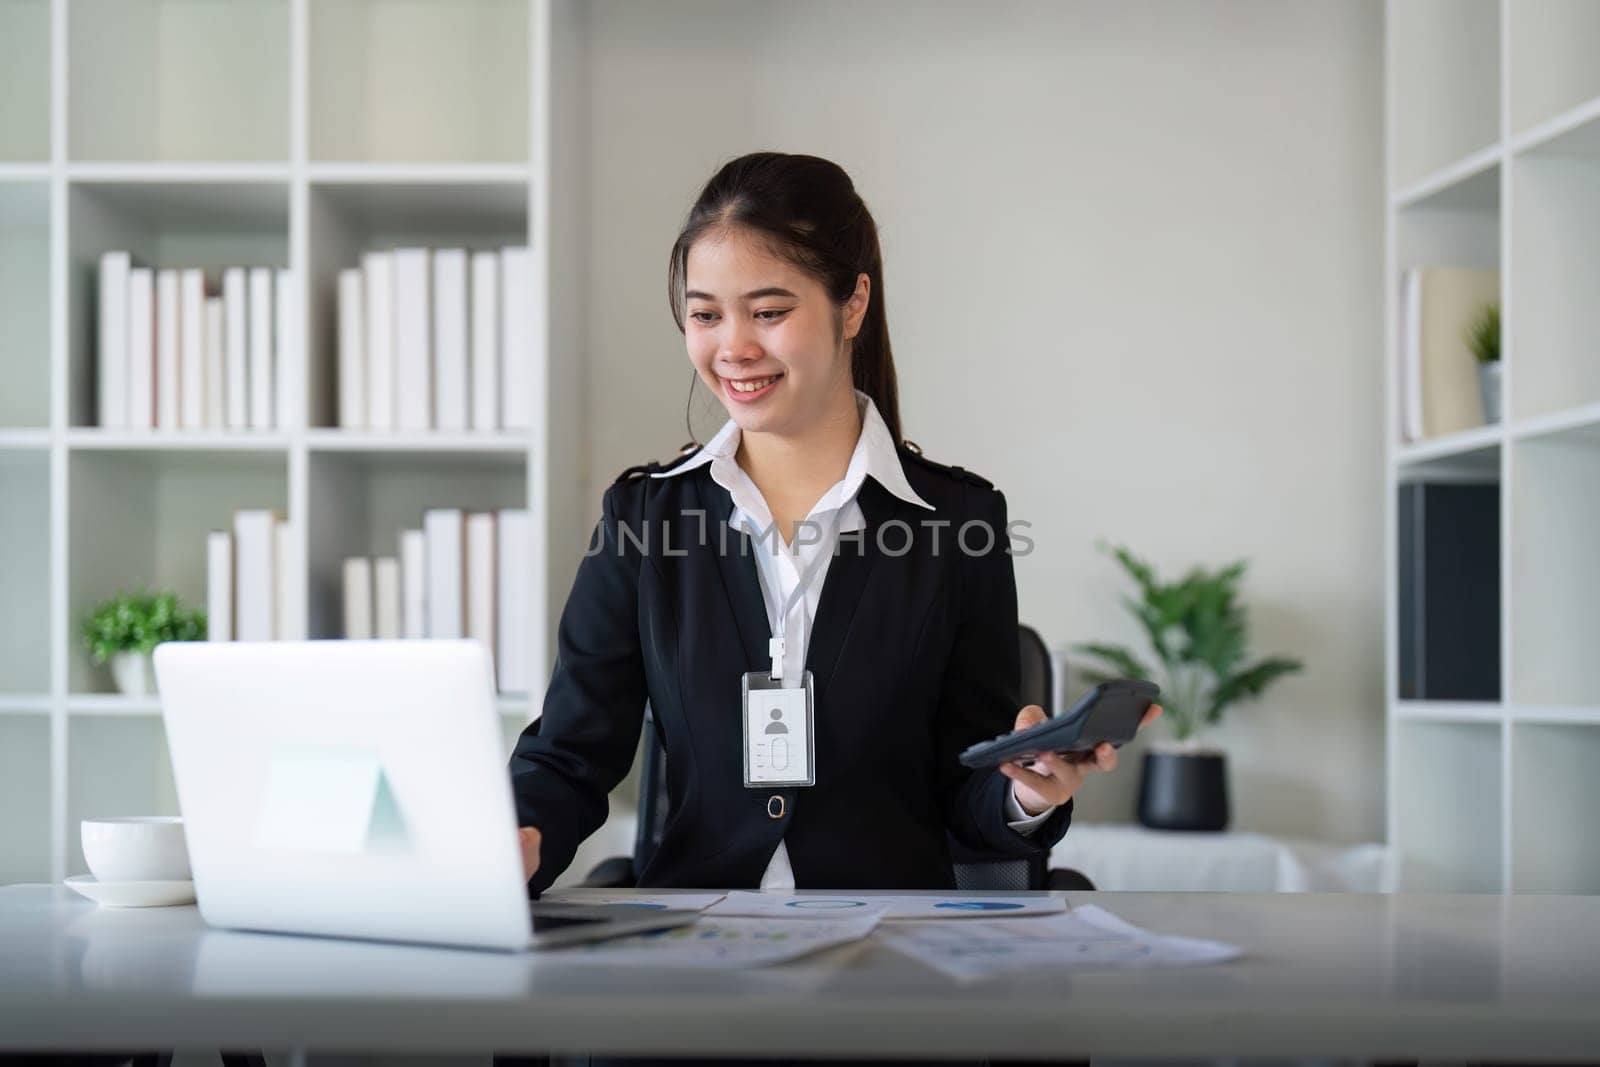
82 590 207 697
1072 544 1303 832
1467 301 1501 425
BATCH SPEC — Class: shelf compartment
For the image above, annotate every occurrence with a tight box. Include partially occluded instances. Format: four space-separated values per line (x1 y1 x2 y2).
305 449 526 640
1394 164 1502 454
0 0 50 163
305 163 531 184
66 430 292 454
304 180 528 429
66 180 291 428
1510 722 1600 893
0 451 52 695
0 182 51 428
500 704 537 758
306 180 528 236
1394 427 1501 478
1396 162 1499 273
498 694 532 721
1510 425 1600 707
0 431 50 450
68 0 289 163
1509 703 1600 726
67 695 163 717
1511 400 1600 444
1396 481 1500 703
305 430 531 454
1509 3 1600 136
0 716 52 885
64 693 535 719
1513 95 1600 160
1393 700 1502 725
1392 145 1501 210
1508 138 1600 422
67 449 288 694
1391 719 1502 892
66 716 179 877
65 163 294 183
308 0 530 164
1387 0 1499 190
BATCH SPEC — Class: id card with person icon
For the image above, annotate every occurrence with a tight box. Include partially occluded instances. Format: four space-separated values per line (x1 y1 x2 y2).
741 670 817 788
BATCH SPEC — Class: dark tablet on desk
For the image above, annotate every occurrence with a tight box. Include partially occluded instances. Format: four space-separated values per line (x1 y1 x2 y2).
528 903 698 948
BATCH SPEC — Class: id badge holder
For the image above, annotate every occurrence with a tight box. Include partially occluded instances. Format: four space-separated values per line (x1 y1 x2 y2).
741 670 817 788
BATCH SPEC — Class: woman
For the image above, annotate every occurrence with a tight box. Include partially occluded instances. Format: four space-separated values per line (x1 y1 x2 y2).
509 152 1158 895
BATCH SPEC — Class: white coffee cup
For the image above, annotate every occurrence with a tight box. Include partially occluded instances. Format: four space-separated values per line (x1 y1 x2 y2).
81 816 191 883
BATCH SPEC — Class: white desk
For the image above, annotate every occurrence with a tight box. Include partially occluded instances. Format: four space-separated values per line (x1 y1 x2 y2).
2 885 1598 1061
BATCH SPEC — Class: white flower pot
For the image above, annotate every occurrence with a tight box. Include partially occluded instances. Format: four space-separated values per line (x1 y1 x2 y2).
109 651 155 697
1479 361 1503 424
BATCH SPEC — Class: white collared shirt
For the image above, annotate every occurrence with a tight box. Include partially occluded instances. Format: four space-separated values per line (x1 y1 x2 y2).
654 389 1052 888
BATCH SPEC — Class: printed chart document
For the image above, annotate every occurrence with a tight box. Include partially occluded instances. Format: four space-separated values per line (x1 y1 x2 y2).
538 890 728 911
709 890 1067 920
544 913 881 970
876 904 1241 981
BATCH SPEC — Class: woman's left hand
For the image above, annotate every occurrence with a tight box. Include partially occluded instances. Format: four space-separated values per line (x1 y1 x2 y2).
998 703 1164 816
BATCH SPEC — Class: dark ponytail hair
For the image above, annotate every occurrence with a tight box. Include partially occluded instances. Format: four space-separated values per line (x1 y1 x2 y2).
668 152 903 444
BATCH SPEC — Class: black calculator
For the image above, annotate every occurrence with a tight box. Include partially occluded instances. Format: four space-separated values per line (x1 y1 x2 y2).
958 679 1160 769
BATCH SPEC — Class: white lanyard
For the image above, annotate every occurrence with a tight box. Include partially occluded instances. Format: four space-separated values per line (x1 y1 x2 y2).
766 507 843 682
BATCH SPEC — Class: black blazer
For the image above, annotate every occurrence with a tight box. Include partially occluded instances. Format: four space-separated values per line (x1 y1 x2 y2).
509 444 1072 895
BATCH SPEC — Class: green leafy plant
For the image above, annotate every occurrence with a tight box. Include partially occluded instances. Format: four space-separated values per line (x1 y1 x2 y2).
1465 302 1500 364
1071 543 1303 744
81 590 206 665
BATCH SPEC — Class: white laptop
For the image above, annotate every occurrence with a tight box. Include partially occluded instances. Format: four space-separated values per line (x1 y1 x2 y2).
154 639 694 951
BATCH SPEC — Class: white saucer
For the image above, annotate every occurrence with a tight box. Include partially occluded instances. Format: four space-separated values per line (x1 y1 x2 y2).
64 874 196 908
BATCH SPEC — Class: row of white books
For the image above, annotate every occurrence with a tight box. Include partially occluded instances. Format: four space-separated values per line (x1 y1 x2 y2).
340 509 532 693
98 254 298 431
205 511 305 644
1397 266 1498 442
338 247 534 433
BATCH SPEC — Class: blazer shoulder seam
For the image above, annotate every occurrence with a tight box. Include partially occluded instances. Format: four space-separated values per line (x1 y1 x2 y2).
612 443 703 485
897 442 995 490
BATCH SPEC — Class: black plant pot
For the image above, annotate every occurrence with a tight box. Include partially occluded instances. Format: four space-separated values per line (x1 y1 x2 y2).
1138 750 1230 832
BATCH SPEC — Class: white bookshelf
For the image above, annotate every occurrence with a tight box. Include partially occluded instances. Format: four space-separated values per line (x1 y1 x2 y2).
0 0 52 166
1386 0 1600 894
0 0 584 885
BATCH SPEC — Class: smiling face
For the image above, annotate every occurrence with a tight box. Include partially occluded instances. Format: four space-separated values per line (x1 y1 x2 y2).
683 225 868 438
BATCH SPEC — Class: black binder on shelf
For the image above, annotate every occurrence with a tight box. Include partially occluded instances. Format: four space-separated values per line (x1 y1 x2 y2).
1397 482 1501 701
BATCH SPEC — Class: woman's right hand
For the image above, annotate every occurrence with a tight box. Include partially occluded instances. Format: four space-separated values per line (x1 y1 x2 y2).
518 826 542 882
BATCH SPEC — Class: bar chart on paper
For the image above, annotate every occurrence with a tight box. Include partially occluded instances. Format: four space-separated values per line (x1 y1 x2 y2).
708 892 1067 920
875 906 1241 982
549 914 881 969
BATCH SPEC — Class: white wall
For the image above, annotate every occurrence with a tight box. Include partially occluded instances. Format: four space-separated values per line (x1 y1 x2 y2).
573 0 1385 843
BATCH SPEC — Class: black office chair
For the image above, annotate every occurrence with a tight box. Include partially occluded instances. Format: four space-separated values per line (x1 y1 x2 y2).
583 624 1094 892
